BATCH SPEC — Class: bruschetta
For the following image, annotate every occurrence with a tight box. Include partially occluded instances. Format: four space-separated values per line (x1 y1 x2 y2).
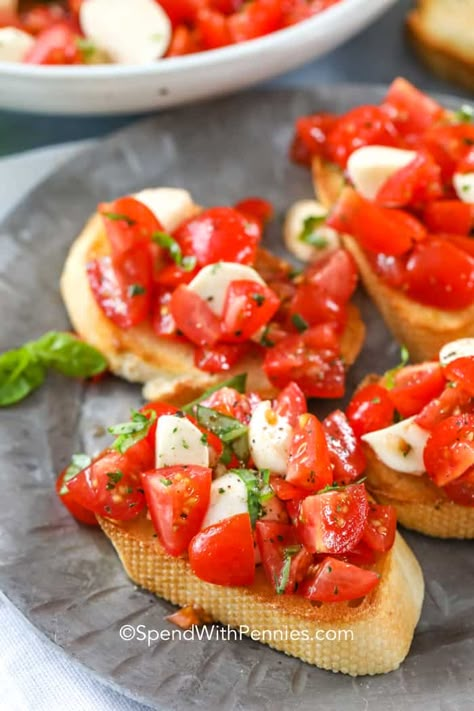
60 188 365 404
346 339 474 538
56 378 424 676
288 77 474 362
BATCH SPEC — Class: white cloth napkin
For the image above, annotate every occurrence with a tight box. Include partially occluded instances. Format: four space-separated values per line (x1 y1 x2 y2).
0 142 149 711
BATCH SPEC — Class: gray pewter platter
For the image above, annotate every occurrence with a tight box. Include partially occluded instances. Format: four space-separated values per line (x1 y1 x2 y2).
0 86 473 711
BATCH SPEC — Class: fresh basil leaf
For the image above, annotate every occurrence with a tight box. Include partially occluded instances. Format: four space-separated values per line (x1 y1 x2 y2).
60 453 92 495
455 104 474 124
34 331 107 378
384 345 410 390
109 409 156 454
101 211 135 224
0 347 45 407
195 406 247 442
232 468 274 526
291 313 309 333
152 231 197 272
299 215 327 247
275 546 301 595
182 373 247 414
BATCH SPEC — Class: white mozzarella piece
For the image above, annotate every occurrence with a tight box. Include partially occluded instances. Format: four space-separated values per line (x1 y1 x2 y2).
80 0 171 65
248 401 293 475
201 472 248 529
347 145 417 200
283 199 340 263
453 172 474 203
361 416 430 475
439 338 474 366
187 262 265 317
156 415 209 468
134 187 198 232
0 27 34 63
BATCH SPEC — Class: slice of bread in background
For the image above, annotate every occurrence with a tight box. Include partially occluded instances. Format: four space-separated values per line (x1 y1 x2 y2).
407 0 474 93
310 157 474 362
359 374 474 539
98 513 424 676
60 212 365 404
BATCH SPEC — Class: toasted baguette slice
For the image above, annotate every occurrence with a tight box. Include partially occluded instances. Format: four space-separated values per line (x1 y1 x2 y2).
97 513 423 675
60 212 365 404
309 157 474 362
407 0 474 93
359 375 474 539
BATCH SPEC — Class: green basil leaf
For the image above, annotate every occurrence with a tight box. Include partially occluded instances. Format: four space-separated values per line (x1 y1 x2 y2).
182 373 247 414
152 231 197 272
60 453 92 495
34 331 107 378
275 545 302 595
291 313 309 333
109 409 156 454
195 406 247 442
231 468 275 526
454 104 474 124
299 215 327 246
0 347 45 407
383 345 410 390
101 211 135 224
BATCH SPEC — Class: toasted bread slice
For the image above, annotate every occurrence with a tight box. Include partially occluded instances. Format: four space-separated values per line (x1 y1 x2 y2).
97 513 423 675
308 157 474 362
359 374 474 539
407 0 474 93
60 212 365 404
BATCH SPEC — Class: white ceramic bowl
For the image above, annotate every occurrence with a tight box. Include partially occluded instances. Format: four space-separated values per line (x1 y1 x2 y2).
0 0 396 115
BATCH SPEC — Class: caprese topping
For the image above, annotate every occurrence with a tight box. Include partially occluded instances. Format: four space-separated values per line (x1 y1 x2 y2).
86 188 359 398
347 340 474 507
56 376 395 602
291 77 474 311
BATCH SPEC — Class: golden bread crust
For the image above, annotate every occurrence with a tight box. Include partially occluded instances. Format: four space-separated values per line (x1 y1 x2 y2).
98 514 424 675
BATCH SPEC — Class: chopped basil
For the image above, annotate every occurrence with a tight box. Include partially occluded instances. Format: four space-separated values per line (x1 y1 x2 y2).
231 468 274 526
196 406 247 441
252 293 266 306
0 332 107 407
259 324 275 348
160 478 172 487
101 211 135 224
275 546 301 594
107 470 124 484
60 453 92 495
152 231 197 272
291 313 309 333
384 345 410 390
299 215 328 248
128 283 146 297
455 104 474 123
109 409 157 454
76 37 99 63
182 373 247 414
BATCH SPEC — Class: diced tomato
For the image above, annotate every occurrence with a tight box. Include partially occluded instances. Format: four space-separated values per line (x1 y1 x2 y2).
444 357 474 396
66 439 153 520
188 513 255 586
173 207 260 267
444 467 474 507
297 483 368 554
289 282 346 330
234 197 273 230
346 383 395 437
99 196 163 258
444 234 474 260
375 151 442 207
221 280 280 342
325 105 398 169
87 251 152 329
151 286 177 337
165 24 203 56
274 381 307 426
384 362 446 418
422 123 474 182
282 0 340 25
424 414 474 486
170 285 222 346
196 8 232 49
337 540 377 567
20 4 68 36
227 0 282 43
201 387 257 423
291 113 337 164
303 248 358 306
287 413 333 490
404 237 474 310
194 342 249 373
361 502 397 552
298 556 380 602
423 201 474 236
415 383 472 430
270 475 308 502
366 250 408 289
159 0 208 26
24 21 81 64
55 468 99 526
255 520 312 594
142 465 212 556
264 324 345 398
322 410 366 485
327 188 425 256
382 77 445 140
